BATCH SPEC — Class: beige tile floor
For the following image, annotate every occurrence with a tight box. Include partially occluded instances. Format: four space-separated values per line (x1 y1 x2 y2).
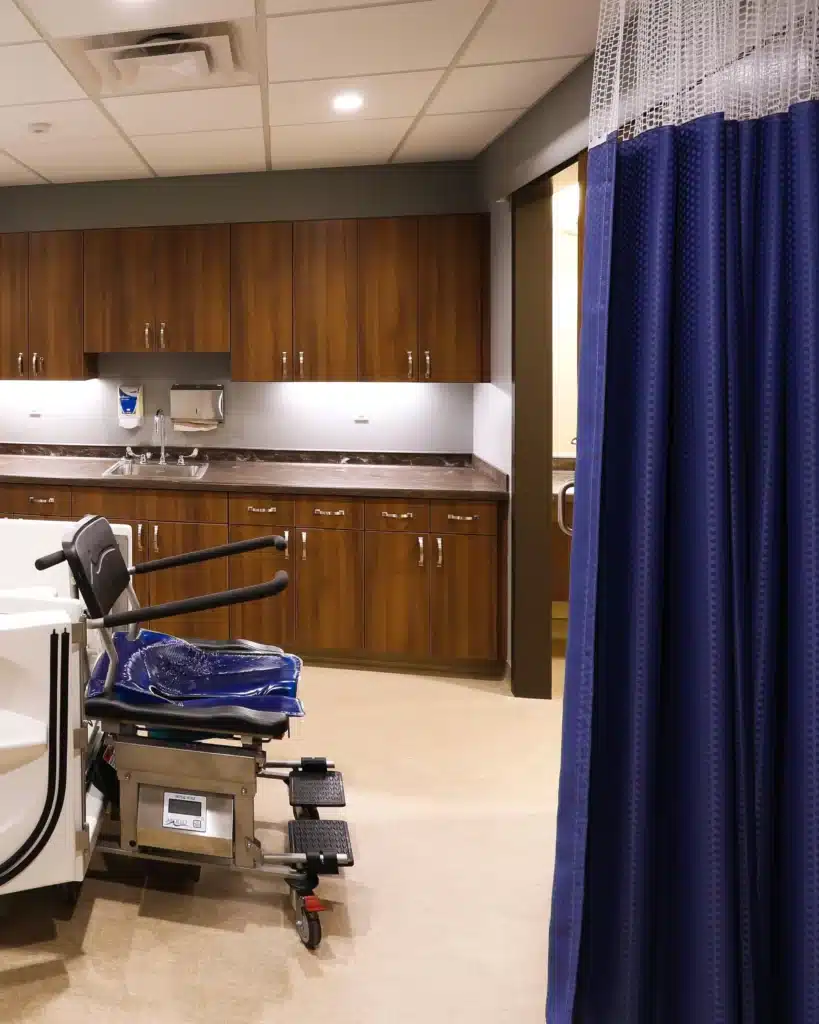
0 664 564 1024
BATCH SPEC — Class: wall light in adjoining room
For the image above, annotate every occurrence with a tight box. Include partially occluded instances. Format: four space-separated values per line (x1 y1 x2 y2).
332 91 364 114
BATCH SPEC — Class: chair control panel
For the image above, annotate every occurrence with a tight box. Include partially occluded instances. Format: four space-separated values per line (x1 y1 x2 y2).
137 784 234 858
163 791 207 832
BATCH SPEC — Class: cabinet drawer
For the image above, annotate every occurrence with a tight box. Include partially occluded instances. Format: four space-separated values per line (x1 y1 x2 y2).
229 494 294 526
365 500 429 533
72 487 227 524
296 497 363 530
0 484 72 518
430 501 497 536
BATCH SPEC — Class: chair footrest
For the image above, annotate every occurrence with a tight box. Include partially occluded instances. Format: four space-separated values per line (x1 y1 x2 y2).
288 819 354 866
289 770 346 808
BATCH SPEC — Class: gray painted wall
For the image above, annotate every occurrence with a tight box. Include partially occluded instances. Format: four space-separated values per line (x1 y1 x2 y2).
479 58 593 202
0 161 482 232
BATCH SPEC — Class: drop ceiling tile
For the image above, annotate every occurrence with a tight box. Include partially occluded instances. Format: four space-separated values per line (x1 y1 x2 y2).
461 0 598 65
269 71 440 126
105 86 263 137
0 43 85 106
22 0 256 39
269 117 412 168
134 127 266 176
429 57 584 114
267 0 412 10
267 0 485 82
5 133 149 182
0 1 39 44
0 151 42 184
396 109 522 162
0 99 119 147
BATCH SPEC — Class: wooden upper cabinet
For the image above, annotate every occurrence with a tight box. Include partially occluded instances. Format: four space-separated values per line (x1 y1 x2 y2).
0 233 28 380
84 228 155 353
418 214 483 382
231 222 293 381
154 224 230 353
294 219 357 381
29 231 88 380
358 217 418 381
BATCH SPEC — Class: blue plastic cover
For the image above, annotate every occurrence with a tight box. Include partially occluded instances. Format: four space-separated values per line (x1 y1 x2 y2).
87 630 304 717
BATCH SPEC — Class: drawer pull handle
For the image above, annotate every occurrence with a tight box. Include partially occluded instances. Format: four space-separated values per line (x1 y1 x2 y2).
28 496 56 505
284 529 289 561
447 513 479 522
137 523 144 552
436 536 443 568
418 535 425 567
301 531 307 560
17 352 24 376
153 524 159 554
314 508 345 517
247 506 276 514
382 511 413 520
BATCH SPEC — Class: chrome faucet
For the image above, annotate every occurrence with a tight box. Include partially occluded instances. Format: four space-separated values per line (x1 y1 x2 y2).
177 448 199 466
153 409 167 465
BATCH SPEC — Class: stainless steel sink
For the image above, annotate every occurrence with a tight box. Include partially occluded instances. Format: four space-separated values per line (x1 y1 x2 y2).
103 459 209 481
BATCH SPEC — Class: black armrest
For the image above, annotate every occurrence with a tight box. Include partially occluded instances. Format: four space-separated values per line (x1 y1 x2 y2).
90 571 289 629
35 550 67 571
131 533 287 576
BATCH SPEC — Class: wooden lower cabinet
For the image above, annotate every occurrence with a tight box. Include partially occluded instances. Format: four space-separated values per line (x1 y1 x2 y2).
295 528 363 652
121 521 150 608
364 531 430 658
148 522 229 640
228 525 294 647
430 533 498 662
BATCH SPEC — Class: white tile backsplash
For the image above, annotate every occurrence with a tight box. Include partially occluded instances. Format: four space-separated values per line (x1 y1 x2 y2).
0 363 473 454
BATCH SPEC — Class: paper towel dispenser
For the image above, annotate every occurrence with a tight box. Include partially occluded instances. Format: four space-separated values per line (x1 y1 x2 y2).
170 385 225 430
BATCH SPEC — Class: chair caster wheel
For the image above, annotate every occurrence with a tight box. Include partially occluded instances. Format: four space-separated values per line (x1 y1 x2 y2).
293 805 319 820
296 909 322 950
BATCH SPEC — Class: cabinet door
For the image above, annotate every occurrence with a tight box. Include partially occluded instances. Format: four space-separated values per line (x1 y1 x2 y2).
295 528 363 652
29 231 86 380
228 525 294 648
418 215 483 382
364 531 429 658
148 522 230 640
430 534 498 662
294 219 357 381
358 217 418 381
154 225 230 353
83 228 155 353
0 233 28 380
231 222 293 381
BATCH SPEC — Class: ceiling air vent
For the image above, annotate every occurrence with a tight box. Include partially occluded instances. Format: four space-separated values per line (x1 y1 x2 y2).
84 22 253 93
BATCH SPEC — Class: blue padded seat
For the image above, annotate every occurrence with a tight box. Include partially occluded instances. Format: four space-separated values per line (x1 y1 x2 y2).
86 630 303 737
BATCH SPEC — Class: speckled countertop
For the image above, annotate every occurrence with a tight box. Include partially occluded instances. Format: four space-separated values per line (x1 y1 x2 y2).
0 455 508 500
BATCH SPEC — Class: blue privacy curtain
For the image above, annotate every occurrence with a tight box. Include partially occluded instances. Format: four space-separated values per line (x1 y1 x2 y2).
547 100 819 1023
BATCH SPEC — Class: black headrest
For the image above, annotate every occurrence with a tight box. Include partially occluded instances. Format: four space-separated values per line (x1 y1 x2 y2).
63 515 130 619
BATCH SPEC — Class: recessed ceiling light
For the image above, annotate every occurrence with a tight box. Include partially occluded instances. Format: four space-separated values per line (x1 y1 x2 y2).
28 122 51 135
332 91 364 114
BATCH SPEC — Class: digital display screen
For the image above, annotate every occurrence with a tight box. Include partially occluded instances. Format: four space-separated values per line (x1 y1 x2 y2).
168 797 202 817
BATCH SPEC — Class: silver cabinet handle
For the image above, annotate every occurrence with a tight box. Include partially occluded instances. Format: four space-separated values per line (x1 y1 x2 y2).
144 322 151 350
407 350 413 379
436 536 443 568
31 352 38 376
28 496 56 505
282 351 288 379
38 355 45 375
153 524 159 553
382 511 413 520
424 350 431 379
298 351 304 379
314 508 344 517
301 531 307 560
447 513 479 522
284 529 289 561
17 352 23 376
247 506 276 514
159 322 166 349
137 523 144 552
418 535 425 567
557 481 575 537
